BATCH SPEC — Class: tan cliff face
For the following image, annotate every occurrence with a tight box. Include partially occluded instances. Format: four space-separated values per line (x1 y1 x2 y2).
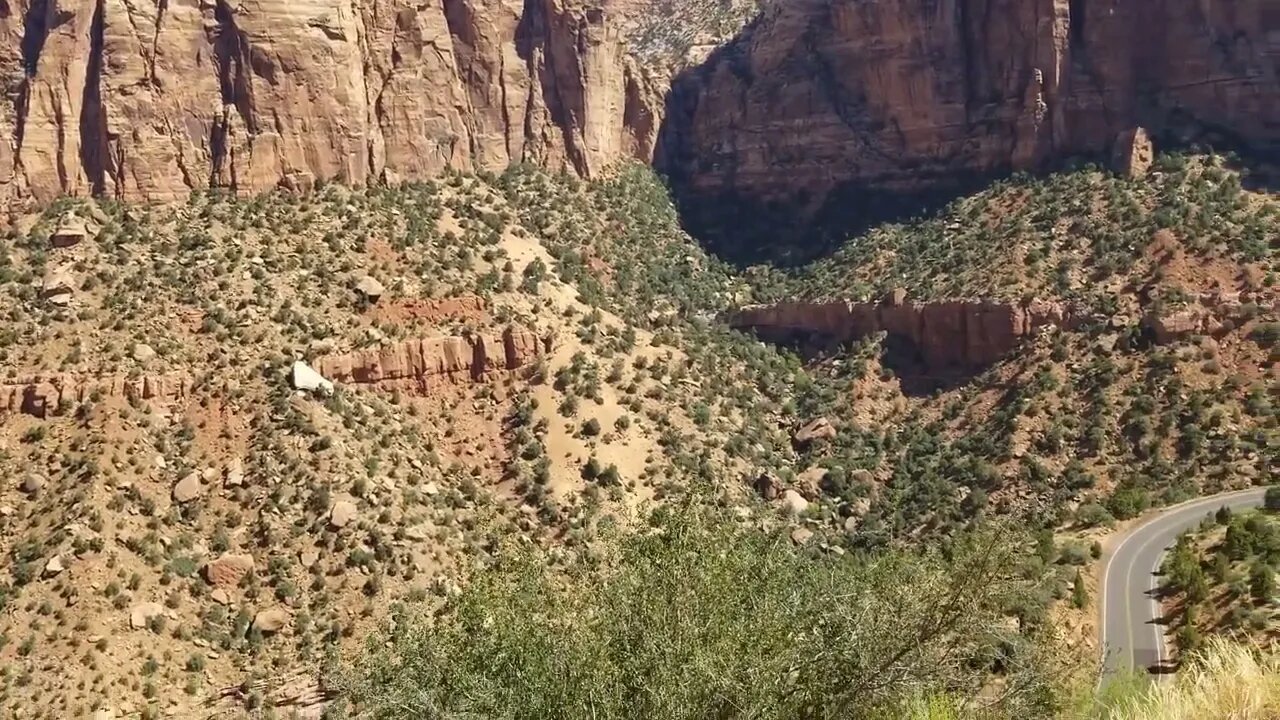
659 0 1279 243
0 0 662 207
729 298 1074 371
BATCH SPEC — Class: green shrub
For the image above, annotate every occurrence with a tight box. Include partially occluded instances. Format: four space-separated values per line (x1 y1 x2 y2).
337 508 1069 719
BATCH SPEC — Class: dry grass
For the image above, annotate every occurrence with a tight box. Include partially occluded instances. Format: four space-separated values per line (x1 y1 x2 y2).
1103 639 1280 720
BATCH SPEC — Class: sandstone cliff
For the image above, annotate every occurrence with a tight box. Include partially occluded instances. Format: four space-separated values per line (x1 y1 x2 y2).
0 0 661 207
660 0 1279 256
729 298 1073 370
314 325 551 389
0 371 191 417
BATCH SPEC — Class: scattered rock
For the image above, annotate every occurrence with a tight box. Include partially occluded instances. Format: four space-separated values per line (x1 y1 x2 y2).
291 361 334 395
299 549 320 568
794 417 836 446
131 343 156 362
210 589 231 605
172 472 204 503
51 215 93 248
1144 307 1207 344
42 266 76 301
252 608 290 634
790 527 814 545
843 515 860 533
224 458 245 487
422 481 440 497
328 500 357 529
203 554 255 589
91 709 115 720
781 489 809 516
1111 127 1154 179
44 555 65 577
21 474 45 495
130 602 164 629
795 467 828 497
354 275 386 302
752 471 784 501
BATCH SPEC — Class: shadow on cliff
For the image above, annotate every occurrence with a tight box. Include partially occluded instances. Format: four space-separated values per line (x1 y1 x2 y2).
654 28 1280 270
652 35 993 269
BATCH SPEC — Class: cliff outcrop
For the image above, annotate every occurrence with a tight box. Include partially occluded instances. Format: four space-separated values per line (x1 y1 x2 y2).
0 0 661 207
729 298 1073 370
0 371 191 417
660 0 1279 256
314 325 551 390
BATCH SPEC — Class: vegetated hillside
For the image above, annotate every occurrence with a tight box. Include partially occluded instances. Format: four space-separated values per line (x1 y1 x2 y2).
1159 503 1280 659
742 154 1277 533
0 168 768 718
0 151 1274 717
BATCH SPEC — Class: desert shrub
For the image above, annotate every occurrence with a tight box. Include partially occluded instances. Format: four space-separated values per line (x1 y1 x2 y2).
337 507 1070 719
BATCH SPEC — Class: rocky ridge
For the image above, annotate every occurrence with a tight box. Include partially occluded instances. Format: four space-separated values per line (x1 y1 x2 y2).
313 325 551 389
0 0 662 207
0 327 551 418
730 296 1075 370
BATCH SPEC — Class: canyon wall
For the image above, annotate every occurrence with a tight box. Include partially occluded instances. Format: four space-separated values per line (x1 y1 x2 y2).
659 0 1279 256
729 298 1073 370
0 0 661 207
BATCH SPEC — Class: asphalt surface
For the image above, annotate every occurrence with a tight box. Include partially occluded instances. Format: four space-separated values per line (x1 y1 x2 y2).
1099 488 1267 680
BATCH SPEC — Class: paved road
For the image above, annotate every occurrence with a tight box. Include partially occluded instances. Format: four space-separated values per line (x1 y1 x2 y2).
1099 488 1267 680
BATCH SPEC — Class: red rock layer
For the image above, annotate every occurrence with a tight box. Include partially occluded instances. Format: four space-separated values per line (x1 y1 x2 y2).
0 372 191 418
729 299 1072 369
314 326 550 389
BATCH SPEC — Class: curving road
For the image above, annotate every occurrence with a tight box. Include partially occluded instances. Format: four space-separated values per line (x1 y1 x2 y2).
1099 488 1267 680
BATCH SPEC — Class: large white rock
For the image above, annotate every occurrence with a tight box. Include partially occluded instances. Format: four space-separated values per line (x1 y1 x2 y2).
291 361 334 395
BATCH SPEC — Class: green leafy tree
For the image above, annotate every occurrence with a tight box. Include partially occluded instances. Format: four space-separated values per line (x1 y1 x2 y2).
337 509 1072 720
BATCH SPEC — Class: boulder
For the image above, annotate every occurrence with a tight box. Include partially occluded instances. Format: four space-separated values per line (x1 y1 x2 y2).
252 608 290 634
203 554 255 589
41 266 75 301
291 361 334 395
43 554 65 577
131 344 156 362
751 471 784 501
21 474 45 495
795 467 828 498
129 602 164 629
224 458 245 487
1144 307 1206 344
794 417 837 446
51 216 92 248
790 527 814 545
172 472 204 503
355 275 386 302
781 489 809 516
329 500 357 529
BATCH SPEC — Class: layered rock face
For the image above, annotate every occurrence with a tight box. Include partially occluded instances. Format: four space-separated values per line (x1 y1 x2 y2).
0 372 191 417
0 0 661 207
729 299 1072 370
660 0 1279 245
314 326 551 389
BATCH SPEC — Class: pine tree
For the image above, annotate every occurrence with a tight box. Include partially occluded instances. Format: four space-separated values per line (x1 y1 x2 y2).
1071 570 1088 609
1250 561 1275 603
